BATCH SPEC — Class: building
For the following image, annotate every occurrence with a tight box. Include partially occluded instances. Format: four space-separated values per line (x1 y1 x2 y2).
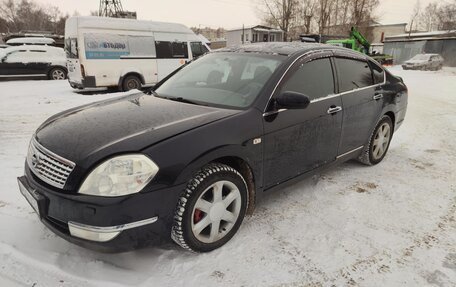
369 22 407 44
384 30 456 66
226 25 283 46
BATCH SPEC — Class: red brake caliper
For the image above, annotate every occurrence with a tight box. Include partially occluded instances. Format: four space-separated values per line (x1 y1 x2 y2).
194 209 204 223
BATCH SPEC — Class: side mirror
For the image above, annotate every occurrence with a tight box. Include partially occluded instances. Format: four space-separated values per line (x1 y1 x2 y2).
276 91 310 110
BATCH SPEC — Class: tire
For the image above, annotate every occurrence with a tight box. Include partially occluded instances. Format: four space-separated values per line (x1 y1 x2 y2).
122 75 142 91
49 67 67 80
171 163 248 252
358 115 394 166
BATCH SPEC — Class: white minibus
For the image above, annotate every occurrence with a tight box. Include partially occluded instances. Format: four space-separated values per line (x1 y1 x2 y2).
65 16 210 91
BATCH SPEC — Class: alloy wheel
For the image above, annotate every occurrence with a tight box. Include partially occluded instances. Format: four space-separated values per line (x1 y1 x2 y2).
372 123 391 160
191 180 242 244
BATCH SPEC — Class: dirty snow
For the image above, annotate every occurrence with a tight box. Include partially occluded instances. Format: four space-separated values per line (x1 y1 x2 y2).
0 67 455 287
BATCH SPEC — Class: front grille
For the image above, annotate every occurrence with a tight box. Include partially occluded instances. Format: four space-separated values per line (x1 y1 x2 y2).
27 138 75 189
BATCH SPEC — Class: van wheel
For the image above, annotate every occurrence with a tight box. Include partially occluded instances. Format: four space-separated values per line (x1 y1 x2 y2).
358 115 393 166
171 163 248 252
122 75 142 91
49 68 66 80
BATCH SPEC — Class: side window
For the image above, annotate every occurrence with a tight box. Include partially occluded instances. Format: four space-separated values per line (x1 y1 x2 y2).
171 42 188 58
335 58 374 92
280 57 334 101
4 50 26 63
368 61 385 84
155 41 172 58
155 41 188 58
190 42 204 58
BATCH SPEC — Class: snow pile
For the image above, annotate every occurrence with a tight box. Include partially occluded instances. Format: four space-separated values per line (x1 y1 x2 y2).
0 69 455 286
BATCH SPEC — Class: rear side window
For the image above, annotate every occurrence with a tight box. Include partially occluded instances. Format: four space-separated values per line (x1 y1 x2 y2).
280 58 334 101
156 41 188 59
369 61 385 84
335 58 374 92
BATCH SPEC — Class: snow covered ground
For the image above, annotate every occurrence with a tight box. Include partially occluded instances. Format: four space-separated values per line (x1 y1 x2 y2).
0 67 455 287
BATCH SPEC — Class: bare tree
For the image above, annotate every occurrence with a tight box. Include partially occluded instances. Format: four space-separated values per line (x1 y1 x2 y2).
260 0 298 41
409 0 421 33
0 0 69 34
417 0 456 32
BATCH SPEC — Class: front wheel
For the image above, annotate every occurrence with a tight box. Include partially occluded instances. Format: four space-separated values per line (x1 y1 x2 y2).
171 163 248 252
49 67 67 80
358 115 393 166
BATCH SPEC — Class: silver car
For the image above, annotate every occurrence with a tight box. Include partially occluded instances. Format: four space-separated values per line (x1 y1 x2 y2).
402 54 444 71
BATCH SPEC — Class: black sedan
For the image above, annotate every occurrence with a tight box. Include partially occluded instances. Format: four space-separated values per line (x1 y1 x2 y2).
18 43 408 252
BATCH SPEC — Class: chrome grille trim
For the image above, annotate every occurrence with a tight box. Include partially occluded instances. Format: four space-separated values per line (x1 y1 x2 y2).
27 138 75 189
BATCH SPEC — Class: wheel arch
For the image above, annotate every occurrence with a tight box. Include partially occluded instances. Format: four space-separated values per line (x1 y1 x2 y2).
171 146 261 216
209 156 256 215
118 71 146 89
48 65 68 76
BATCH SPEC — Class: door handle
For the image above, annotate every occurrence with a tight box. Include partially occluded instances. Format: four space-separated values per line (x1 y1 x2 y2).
327 106 342 115
373 93 384 100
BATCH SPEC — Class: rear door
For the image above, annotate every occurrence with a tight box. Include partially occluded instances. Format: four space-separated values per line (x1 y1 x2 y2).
262 51 343 188
334 54 384 155
25 49 51 75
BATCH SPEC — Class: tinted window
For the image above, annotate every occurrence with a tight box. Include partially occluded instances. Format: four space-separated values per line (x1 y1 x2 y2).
335 58 373 92
280 58 334 101
369 61 385 84
156 41 188 58
191 42 206 58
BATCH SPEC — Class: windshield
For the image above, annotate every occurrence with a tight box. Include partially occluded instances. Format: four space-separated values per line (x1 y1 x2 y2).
411 54 431 61
154 53 285 109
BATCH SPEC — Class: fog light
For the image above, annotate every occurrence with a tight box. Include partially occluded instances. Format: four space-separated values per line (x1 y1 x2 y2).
68 216 158 242
68 222 121 242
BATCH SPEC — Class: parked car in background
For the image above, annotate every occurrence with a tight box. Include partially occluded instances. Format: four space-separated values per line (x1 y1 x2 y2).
402 54 444 71
17 43 408 253
0 45 67 80
65 16 210 91
6 37 56 46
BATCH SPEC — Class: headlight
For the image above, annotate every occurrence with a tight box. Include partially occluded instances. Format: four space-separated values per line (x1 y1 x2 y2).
79 154 159 197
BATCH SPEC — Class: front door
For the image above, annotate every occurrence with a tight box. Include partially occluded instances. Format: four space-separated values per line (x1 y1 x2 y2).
0 50 28 76
262 52 343 188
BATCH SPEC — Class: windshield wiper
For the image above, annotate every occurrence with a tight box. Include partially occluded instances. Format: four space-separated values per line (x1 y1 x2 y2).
169 97 208 106
153 94 207 106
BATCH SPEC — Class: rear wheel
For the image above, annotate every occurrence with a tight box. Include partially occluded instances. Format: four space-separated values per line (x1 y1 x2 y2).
171 163 248 252
358 115 393 166
122 75 142 91
49 67 66 80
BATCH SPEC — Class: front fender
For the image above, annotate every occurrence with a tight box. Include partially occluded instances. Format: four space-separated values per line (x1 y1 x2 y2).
142 109 264 192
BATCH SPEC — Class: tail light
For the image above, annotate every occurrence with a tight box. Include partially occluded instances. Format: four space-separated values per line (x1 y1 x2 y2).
81 64 85 77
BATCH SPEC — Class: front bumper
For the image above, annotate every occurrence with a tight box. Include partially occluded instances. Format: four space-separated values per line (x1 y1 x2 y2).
18 168 186 252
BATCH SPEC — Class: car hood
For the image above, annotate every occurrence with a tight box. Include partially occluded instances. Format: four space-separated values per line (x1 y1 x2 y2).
35 92 239 166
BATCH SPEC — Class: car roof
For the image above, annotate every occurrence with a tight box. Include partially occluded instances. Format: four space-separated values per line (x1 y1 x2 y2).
1 45 62 53
215 42 358 57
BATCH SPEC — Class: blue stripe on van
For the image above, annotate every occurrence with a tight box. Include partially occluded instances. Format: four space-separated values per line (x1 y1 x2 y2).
85 51 129 59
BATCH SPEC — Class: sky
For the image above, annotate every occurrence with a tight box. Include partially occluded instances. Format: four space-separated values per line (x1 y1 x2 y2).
33 0 438 29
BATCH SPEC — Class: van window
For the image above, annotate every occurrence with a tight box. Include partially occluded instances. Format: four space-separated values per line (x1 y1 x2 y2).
65 38 78 59
368 61 385 84
191 42 206 58
156 41 188 59
335 58 374 92
280 58 334 101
